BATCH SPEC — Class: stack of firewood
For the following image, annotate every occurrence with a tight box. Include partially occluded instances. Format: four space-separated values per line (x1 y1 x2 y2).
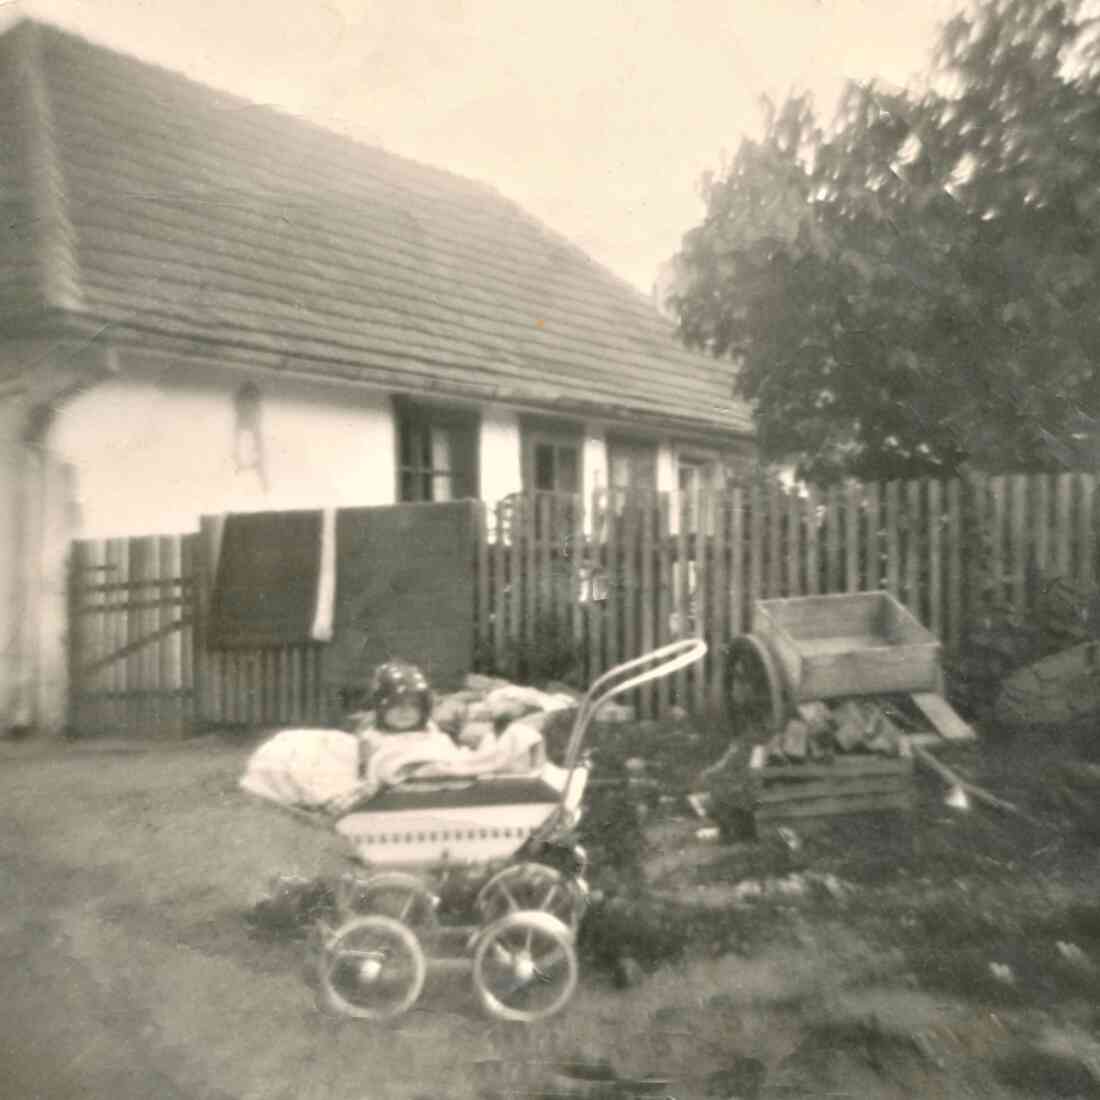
760 699 907 764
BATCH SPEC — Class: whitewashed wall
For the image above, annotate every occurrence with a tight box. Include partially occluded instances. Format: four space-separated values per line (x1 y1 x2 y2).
47 359 397 539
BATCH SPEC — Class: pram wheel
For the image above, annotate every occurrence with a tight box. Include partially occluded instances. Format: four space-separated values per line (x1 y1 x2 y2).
472 910 578 1023
317 914 426 1020
336 872 439 931
476 863 583 934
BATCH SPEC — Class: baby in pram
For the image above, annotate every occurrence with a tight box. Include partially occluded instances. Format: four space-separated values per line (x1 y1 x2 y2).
240 660 559 817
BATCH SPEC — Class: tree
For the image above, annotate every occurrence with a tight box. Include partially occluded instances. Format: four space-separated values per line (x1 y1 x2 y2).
672 0 1100 483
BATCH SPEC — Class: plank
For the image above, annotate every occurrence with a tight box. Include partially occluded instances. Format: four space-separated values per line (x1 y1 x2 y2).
640 496 656 718
755 790 913 822
1011 474 1027 616
928 480 942 640
692 490 707 716
885 481 901 600
754 755 915 780
622 501 638 709
588 488 604 686
606 496 621 673
1035 474 1051 581
656 494 672 715
864 482 881 591
906 479 921 619
524 492 537 649
911 692 976 742
1056 472 1073 579
708 492 728 717
846 481 860 593
749 484 763 622
476 501 490 659
538 493 552 625
570 493 586 670
674 487 689 707
968 472 987 625
768 479 782 597
509 496 524 677
947 479 962 651
787 487 801 597
990 475 1006 611
804 484 820 596
826 483 841 593
1079 474 1096 590
730 486 745 637
757 776 912 804
493 501 508 673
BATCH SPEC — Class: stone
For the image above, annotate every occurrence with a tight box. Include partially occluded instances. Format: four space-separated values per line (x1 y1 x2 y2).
614 955 645 989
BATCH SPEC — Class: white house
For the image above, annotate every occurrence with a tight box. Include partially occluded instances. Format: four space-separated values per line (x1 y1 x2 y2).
0 20 754 732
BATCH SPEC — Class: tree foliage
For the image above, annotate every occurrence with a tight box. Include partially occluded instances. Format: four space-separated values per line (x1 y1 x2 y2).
672 0 1100 482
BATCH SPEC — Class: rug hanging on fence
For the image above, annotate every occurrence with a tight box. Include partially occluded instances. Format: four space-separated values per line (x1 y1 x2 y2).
207 509 336 648
326 501 476 700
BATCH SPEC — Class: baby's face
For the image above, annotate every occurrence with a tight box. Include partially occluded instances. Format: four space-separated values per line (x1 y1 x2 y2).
382 701 422 731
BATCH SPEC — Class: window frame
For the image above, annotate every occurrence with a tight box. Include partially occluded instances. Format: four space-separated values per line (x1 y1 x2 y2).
393 397 480 504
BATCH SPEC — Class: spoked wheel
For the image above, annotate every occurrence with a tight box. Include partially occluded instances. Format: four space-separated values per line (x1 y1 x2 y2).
472 911 579 1023
336 872 439 932
476 863 584 934
725 634 786 737
317 914 426 1020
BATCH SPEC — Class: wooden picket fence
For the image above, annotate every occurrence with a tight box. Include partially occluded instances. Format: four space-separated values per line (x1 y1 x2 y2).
67 471 1099 736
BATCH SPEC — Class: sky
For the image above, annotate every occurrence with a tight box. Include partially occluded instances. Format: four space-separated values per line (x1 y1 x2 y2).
8 0 965 295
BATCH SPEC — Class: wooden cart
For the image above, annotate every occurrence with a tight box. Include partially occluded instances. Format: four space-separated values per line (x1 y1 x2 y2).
726 592 974 827
726 590 974 746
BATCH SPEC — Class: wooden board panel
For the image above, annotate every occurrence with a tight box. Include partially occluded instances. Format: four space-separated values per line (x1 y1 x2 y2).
911 692 975 741
755 790 913 822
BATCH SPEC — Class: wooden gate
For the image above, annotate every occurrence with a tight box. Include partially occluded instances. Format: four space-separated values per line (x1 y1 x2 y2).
68 534 197 737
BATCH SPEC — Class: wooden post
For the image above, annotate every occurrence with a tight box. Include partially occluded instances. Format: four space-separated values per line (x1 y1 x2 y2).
730 486 745 639
476 502 490 661
767 479 782 597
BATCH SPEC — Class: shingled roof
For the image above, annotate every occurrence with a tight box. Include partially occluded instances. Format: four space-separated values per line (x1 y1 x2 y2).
0 20 752 438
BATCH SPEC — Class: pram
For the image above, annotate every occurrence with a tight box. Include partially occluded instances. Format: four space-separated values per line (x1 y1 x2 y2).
261 639 705 1023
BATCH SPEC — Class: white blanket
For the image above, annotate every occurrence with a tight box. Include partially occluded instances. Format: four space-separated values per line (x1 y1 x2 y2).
240 723 550 813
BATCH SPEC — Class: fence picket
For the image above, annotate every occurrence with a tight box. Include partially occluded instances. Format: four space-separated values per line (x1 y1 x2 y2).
885 482 900 600
1010 475 1027 614
928 480 943 640
730 486 745 639
825 485 842 593
1035 474 1051 581
990 476 1005 611
846 481 860 593
906 480 921 618
640 499 656 718
947 479 961 649
787 488 801 596
656 494 672 715
1079 474 1095 590
1057 473 1073 579
865 482 881 590
674 491 689 707
804 485 819 596
767 480 782 597
749 485 763 611
709 493 728 717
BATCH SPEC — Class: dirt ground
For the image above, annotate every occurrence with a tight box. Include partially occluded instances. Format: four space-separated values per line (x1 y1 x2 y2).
3 719 1100 1100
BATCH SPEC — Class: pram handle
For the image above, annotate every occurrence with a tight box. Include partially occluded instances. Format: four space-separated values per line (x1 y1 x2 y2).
561 637 708 774
529 638 707 846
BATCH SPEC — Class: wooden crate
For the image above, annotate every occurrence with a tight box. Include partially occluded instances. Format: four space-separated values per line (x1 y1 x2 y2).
750 742 915 825
753 591 941 702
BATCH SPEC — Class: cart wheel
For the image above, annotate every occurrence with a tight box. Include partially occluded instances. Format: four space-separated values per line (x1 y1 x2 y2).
336 872 439 931
476 863 583 933
725 635 786 736
317 914 426 1021
472 910 579 1023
